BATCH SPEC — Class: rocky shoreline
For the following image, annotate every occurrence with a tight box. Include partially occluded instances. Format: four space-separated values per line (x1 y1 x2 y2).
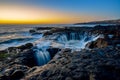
0 25 120 80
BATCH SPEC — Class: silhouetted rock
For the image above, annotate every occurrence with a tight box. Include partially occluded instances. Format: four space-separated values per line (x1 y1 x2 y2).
29 29 36 33
14 49 37 67
17 43 33 51
0 64 29 80
74 19 120 25
47 47 61 58
10 70 24 80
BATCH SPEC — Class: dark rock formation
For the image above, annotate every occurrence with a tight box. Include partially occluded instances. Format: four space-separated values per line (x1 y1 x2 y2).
86 38 108 48
22 47 120 80
86 25 120 49
47 47 61 58
29 29 36 33
0 43 33 61
14 49 37 67
0 25 120 80
74 19 120 25
10 70 25 80
17 43 33 51
0 64 29 80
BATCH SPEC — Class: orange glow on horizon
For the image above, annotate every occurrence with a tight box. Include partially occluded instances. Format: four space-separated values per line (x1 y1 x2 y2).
0 4 100 24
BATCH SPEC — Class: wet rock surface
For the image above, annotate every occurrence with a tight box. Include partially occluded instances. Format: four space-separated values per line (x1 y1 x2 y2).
0 25 120 80
24 47 120 80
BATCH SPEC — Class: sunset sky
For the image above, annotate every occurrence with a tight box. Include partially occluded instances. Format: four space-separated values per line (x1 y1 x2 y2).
0 0 120 24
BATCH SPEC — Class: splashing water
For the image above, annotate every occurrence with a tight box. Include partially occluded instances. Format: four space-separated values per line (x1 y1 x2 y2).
34 32 101 66
56 32 100 51
34 41 51 66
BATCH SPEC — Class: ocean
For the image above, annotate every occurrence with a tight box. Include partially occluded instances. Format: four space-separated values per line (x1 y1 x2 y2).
0 24 39 50
0 24 71 50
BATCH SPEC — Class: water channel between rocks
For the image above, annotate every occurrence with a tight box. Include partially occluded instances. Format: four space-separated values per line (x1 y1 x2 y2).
33 32 101 66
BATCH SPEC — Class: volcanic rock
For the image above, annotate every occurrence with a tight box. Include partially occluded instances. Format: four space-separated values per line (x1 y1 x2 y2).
86 38 108 49
22 47 120 80
0 25 120 80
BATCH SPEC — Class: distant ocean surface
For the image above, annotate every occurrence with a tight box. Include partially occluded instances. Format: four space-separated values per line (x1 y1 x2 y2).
0 24 113 50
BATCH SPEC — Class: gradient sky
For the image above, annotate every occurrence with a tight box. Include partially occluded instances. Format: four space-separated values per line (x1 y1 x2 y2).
0 0 120 24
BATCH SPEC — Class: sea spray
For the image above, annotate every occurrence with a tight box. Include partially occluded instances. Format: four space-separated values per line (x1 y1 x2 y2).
56 32 101 51
0 33 43 50
34 41 51 66
34 32 101 66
